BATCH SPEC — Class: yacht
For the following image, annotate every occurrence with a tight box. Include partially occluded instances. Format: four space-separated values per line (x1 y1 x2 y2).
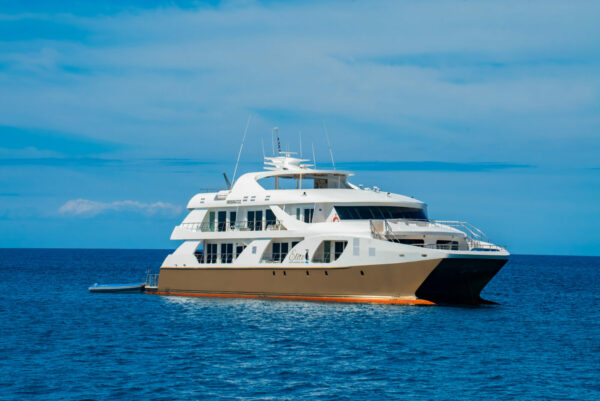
147 153 509 304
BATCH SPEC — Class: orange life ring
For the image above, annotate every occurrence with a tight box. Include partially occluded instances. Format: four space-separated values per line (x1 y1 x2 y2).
333 216 340 222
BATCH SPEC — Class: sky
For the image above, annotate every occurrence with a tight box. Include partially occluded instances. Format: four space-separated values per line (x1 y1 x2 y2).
0 0 599 255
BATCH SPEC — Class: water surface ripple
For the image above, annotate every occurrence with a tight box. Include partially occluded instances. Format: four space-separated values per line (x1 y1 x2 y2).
1 250 598 400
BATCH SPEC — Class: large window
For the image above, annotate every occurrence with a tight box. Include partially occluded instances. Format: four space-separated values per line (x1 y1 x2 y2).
266 209 276 229
217 211 227 232
236 244 246 257
220 243 233 263
258 174 350 190
335 206 427 220
334 241 347 260
312 241 348 263
206 243 218 264
272 242 289 262
247 210 263 231
303 208 314 223
229 211 237 230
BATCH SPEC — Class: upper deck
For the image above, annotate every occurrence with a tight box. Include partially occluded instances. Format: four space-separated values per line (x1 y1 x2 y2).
187 155 425 210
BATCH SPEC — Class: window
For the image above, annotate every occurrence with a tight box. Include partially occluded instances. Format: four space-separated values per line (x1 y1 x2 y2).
247 211 255 230
255 210 263 230
312 240 348 263
271 242 290 262
208 211 215 231
281 243 289 261
335 206 427 221
194 244 204 263
217 211 227 232
266 209 276 229
296 208 301 220
437 240 458 250
236 244 246 257
221 243 233 263
323 241 331 262
258 174 350 190
303 208 314 223
229 211 237 230
334 241 347 260
314 178 327 189
247 210 263 231
393 239 425 247
206 243 217 263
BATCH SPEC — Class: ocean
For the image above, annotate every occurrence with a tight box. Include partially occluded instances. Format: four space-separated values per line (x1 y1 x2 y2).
1 249 598 400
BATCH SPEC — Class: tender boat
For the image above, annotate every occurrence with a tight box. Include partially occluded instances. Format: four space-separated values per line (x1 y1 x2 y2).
89 283 146 293
148 150 509 305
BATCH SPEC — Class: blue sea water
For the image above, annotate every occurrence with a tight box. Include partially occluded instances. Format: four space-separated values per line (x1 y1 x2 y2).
1 249 598 400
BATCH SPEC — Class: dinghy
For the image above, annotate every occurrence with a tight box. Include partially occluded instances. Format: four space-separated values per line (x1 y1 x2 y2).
88 283 145 293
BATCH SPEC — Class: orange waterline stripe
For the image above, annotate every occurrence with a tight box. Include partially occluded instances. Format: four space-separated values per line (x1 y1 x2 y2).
147 291 435 305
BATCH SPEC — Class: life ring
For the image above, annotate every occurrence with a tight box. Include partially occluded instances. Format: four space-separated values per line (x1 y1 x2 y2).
333 216 340 222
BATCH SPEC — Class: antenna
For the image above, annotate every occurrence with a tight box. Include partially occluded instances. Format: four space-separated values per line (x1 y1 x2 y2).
232 114 252 184
222 172 232 190
299 131 303 158
271 127 276 156
322 122 335 170
275 127 281 155
312 142 317 169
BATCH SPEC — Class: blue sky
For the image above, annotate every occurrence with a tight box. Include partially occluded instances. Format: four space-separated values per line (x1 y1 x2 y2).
0 0 599 255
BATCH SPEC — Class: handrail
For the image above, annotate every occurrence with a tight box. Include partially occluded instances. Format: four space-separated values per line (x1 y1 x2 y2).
197 188 226 193
181 219 286 233
431 220 491 243
145 273 159 288
370 218 504 251
195 252 237 264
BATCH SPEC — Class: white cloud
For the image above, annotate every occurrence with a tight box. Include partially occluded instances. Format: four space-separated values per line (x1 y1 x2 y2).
58 198 183 217
0 0 599 164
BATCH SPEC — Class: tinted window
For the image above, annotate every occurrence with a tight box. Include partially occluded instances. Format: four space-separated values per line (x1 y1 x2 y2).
335 206 427 220
217 211 227 232
266 209 276 228
334 241 347 260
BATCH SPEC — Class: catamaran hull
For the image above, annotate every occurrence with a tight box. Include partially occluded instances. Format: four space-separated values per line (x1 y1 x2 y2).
149 257 507 305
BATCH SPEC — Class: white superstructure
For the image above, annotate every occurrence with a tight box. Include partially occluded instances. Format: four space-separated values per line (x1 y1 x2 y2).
157 153 508 305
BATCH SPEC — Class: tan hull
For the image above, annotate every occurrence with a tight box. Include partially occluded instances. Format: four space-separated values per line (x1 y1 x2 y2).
151 257 507 304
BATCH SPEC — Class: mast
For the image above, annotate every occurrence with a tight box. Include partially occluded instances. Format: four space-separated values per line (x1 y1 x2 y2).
322 122 336 170
232 115 252 184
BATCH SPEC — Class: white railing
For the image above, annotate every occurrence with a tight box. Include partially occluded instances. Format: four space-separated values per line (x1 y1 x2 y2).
370 218 504 251
181 219 285 233
430 220 490 243
145 272 159 288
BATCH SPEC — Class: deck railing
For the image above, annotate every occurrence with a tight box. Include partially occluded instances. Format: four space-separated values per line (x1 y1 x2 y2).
371 218 504 251
145 272 159 288
181 219 285 233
